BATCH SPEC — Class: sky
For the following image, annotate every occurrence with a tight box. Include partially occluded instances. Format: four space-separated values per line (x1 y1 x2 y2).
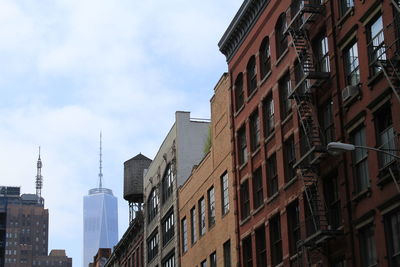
0 0 243 266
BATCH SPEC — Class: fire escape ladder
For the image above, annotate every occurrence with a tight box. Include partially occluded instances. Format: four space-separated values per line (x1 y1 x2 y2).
392 0 400 13
376 58 400 104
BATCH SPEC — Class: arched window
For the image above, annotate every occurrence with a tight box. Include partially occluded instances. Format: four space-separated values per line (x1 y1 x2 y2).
234 73 244 112
147 187 159 223
161 164 174 203
259 37 271 78
246 56 257 95
275 13 288 58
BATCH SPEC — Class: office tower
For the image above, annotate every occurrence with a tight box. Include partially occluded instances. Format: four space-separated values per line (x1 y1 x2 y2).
83 133 118 267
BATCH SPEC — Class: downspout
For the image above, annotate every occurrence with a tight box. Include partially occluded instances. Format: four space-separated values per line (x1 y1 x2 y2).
328 0 356 265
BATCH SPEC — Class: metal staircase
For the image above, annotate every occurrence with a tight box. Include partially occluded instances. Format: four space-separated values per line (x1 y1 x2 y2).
285 1 342 266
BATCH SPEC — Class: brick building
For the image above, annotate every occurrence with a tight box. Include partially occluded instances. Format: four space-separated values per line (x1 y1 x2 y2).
178 73 237 267
218 0 400 266
0 187 49 267
144 112 209 267
35 250 72 267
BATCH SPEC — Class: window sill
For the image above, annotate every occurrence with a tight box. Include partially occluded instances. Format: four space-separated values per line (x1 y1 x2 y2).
259 70 272 88
247 88 258 103
264 131 275 144
266 192 279 204
252 204 265 216
352 188 371 203
284 176 298 191
162 238 173 248
281 112 293 126
208 223 216 231
221 210 230 219
239 216 251 226
234 105 245 118
251 146 261 158
337 7 354 28
239 161 248 171
275 48 289 67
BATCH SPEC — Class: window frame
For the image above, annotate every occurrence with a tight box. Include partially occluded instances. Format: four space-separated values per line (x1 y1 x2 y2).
221 172 229 215
250 110 261 151
263 94 274 137
255 226 267 267
384 208 400 267
279 72 292 119
208 186 216 227
287 200 301 256
351 127 370 193
259 37 271 79
238 126 248 165
359 224 378 267
344 41 360 86
161 209 174 246
161 164 174 204
190 206 197 245
235 74 244 112
270 214 283 266
242 235 253 267
147 230 159 263
267 154 278 197
240 180 250 220
223 240 232 267
275 13 288 58
199 197 206 236
247 56 258 96
181 217 188 253
284 136 296 183
147 187 159 223
252 167 264 209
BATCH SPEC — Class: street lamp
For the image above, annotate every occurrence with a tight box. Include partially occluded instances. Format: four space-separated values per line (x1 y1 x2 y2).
327 142 400 160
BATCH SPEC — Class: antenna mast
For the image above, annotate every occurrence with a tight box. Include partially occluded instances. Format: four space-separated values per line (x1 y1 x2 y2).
99 132 103 189
36 146 43 202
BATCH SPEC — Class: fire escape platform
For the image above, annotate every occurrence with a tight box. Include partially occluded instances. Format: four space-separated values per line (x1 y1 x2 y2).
303 229 344 248
293 145 327 169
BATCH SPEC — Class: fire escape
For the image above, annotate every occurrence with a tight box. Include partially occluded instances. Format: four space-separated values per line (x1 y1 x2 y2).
374 0 400 190
285 1 342 266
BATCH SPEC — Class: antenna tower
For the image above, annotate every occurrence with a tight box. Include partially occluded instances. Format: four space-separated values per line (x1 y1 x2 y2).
36 146 43 201
99 132 103 189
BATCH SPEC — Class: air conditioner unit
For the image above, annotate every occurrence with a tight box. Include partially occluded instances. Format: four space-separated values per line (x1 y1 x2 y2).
341 85 359 103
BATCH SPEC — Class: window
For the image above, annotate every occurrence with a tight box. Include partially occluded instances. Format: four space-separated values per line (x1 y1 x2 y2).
344 42 360 86
259 37 271 78
221 172 229 215
340 0 354 16
240 180 250 220
247 56 257 95
223 240 231 267
252 168 264 209
368 15 385 75
162 209 174 246
287 200 300 256
319 99 335 145
270 214 283 266
384 208 400 267
374 103 395 168
208 186 216 227
315 35 330 72
324 173 341 229
199 197 206 236
235 74 244 112
267 154 278 196
284 136 296 182
201 259 207 267
181 217 187 253
162 164 174 203
279 73 292 119
359 225 377 267
190 207 197 244
255 227 267 267
147 230 159 262
238 126 248 165
162 252 175 267
242 235 253 267
351 127 369 193
250 110 260 151
210 252 217 267
276 13 288 58
263 94 274 136
148 187 159 223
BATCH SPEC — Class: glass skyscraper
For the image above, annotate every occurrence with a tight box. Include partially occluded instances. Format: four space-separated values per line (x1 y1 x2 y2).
83 188 118 267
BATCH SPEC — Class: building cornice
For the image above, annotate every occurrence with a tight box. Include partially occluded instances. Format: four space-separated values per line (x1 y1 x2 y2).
218 0 269 63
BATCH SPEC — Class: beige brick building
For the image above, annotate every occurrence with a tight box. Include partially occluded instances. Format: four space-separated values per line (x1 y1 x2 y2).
178 73 237 267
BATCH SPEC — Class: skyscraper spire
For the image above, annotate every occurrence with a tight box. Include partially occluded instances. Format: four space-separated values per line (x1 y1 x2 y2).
99 132 103 189
36 146 43 201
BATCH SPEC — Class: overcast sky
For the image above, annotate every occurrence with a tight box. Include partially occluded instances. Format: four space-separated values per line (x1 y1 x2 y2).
0 0 243 266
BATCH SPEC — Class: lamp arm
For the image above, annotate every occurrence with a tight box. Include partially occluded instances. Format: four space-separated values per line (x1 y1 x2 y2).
354 146 400 160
